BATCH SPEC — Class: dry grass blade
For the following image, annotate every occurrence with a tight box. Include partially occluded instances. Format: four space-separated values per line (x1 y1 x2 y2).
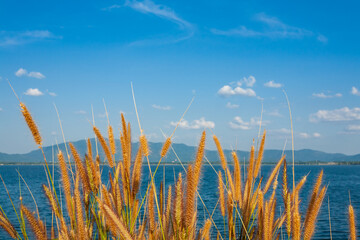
263 155 285 194
21 205 47 240
58 151 74 222
20 102 42 146
43 184 60 217
148 184 156 233
304 170 323 230
174 173 183 228
286 192 291 238
254 130 266 178
74 175 86 240
0 212 17 239
218 171 226 217
131 147 143 197
185 165 196 227
349 204 356 240
93 126 114 168
201 219 212 240
213 135 227 170
194 131 206 178
226 168 235 197
101 203 133 239
164 185 172 233
292 193 301 240
160 137 172 158
140 135 149 157
248 145 255 181
108 125 116 155
282 160 288 203
69 143 90 194
303 186 326 240
233 151 242 204
291 174 308 200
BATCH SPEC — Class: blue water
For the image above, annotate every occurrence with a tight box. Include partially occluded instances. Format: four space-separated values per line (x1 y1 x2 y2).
0 164 359 239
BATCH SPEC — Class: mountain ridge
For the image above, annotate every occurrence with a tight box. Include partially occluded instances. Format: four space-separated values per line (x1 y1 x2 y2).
0 138 359 164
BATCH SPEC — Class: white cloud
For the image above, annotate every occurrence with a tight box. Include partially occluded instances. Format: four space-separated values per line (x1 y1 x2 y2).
317 34 328 43
218 76 257 97
229 116 268 130
240 76 256 87
152 104 171 110
0 30 59 47
299 132 310 138
28 71 45 79
351 87 360 96
15 68 27 77
229 117 251 130
312 92 342 98
170 117 215 129
211 13 324 42
102 4 121 11
299 132 321 138
346 125 360 131
264 80 282 88
313 132 321 138
218 85 256 97
15 68 45 79
125 0 191 29
75 110 87 115
226 102 239 109
24 88 43 96
310 107 360 122
48 92 57 96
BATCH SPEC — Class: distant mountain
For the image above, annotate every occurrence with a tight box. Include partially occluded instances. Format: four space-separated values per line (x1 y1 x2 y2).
0 138 359 164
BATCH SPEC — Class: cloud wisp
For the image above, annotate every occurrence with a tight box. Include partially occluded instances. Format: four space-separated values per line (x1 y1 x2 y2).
310 107 360 122
0 30 60 47
264 80 283 88
15 68 45 79
351 87 360 96
152 104 172 110
299 132 321 138
116 0 194 45
170 117 215 129
226 102 239 109
211 13 326 42
24 88 44 96
229 116 268 130
75 110 87 115
312 92 342 98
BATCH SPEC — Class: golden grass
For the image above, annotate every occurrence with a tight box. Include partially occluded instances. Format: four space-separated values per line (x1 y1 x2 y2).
20 103 42 146
0 100 354 240
349 204 356 240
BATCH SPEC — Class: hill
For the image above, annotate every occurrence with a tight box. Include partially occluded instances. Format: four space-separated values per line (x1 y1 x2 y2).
1 138 359 164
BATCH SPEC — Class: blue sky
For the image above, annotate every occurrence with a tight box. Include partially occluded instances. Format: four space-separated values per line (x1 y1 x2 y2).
1 0 360 155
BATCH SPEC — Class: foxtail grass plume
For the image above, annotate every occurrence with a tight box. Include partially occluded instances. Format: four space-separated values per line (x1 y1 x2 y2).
213 135 227 170
20 103 42 146
349 204 356 240
160 137 172 158
93 126 114 168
